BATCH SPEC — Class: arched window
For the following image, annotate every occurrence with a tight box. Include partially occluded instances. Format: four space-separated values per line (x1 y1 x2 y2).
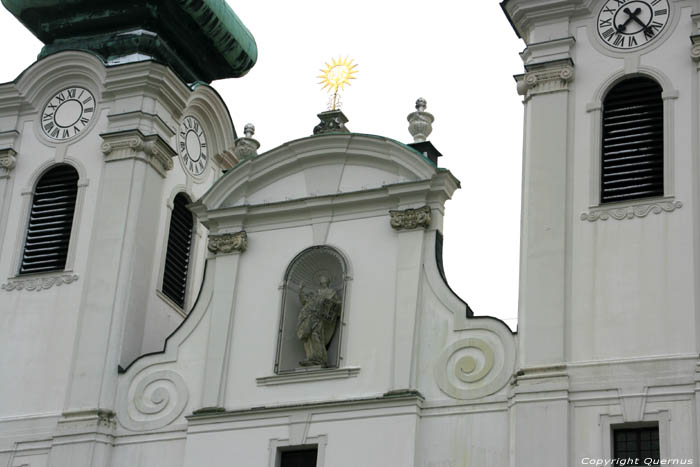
20 164 79 274
162 193 194 308
276 246 348 373
602 76 664 203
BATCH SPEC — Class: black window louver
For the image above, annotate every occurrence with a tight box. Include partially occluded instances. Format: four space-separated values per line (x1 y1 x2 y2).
20 164 78 274
602 77 664 203
162 193 194 308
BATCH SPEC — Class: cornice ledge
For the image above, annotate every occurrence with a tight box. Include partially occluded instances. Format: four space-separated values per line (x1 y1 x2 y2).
100 129 175 177
504 0 594 39
520 37 576 67
256 367 361 386
580 199 682 222
208 231 247 255
214 148 238 170
1 273 79 292
515 59 575 98
390 205 432 231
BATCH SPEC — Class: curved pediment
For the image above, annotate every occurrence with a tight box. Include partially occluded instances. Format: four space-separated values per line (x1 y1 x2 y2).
197 133 439 211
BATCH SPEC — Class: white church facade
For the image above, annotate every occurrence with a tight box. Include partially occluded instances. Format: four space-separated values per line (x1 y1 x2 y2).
0 0 698 466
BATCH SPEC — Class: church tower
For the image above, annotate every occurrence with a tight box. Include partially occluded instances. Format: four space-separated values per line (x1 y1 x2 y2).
0 2 255 465
503 0 698 464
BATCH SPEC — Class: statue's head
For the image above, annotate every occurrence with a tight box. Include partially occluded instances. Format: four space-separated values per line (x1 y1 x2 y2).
319 275 330 287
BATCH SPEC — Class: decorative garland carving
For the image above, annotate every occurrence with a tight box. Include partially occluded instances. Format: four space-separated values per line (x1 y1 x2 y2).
208 231 248 254
390 206 431 230
434 334 511 400
580 200 682 222
1 274 78 292
101 130 175 177
119 369 189 432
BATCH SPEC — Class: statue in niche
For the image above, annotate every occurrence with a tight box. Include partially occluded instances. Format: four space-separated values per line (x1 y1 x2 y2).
296 275 342 367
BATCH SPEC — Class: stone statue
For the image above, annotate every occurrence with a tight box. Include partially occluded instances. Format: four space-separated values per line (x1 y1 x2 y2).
296 275 342 367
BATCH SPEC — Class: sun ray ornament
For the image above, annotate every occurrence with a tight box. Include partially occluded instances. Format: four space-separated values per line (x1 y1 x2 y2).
318 56 358 111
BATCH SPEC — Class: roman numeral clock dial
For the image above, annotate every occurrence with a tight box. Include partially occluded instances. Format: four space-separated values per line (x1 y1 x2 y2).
178 116 209 177
41 87 95 141
597 0 669 50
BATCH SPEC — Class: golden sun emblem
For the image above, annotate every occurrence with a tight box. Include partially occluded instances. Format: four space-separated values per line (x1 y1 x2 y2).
318 56 358 110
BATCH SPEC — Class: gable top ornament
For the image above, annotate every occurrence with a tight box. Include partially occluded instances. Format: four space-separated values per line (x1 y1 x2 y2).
318 56 358 111
313 56 357 136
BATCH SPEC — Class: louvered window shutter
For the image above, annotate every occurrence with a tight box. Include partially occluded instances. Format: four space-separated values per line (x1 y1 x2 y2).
601 77 664 203
162 193 194 308
20 165 79 274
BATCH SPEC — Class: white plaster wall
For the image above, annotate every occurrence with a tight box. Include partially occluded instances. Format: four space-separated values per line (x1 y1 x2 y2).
567 4 698 361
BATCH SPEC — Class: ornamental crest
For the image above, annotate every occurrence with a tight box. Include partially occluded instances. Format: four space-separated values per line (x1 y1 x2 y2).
207 231 247 254
389 206 431 230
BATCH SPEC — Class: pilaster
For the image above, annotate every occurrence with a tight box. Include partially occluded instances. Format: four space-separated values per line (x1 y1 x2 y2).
0 131 19 266
388 206 431 392
515 58 574 368
63 129 176 422
198 231 247 411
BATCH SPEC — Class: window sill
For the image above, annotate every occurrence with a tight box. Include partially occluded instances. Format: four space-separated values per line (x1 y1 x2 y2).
580 196 682 222
256 366 361 386
1 271 79 292
156 289 188 318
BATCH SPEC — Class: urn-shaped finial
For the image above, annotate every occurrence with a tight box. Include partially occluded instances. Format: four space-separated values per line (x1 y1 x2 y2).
234 123 260 160
407 97 434 143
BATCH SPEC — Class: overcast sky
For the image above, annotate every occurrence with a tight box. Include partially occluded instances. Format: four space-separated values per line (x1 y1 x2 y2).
0 1 526 329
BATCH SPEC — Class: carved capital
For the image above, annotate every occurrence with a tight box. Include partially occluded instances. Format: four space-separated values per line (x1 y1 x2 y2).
389 206 431 230
516 62 575 98
691 35 700 63
208 231 247 254
1 274 79 292
0 148 17 172
100 130 175 177
581 199 683 222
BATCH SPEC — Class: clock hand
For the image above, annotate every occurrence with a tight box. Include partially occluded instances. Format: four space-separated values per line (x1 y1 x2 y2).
616 7 642 32
625 7 649 30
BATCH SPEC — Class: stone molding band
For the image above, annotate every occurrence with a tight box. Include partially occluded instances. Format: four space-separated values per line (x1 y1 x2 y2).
208 231 248 254
389 206 431 230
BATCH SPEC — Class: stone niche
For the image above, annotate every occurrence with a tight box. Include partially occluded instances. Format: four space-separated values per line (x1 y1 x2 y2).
276 246 347 373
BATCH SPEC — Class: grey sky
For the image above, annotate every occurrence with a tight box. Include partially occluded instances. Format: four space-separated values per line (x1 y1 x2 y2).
0 1 525 329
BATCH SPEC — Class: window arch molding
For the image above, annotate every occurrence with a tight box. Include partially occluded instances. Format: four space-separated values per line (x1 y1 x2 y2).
274 244 354 374
10 157 88 277
587 67 678 207
156 186 202 313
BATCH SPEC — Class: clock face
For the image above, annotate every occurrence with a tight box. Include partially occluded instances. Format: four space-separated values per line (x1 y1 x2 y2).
178 116 209 177
597 0 670 50
41 87 96 141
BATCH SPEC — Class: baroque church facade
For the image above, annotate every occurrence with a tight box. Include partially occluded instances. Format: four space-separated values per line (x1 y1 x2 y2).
0 0 698 466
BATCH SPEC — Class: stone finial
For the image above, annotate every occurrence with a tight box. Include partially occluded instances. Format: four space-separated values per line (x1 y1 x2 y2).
407 97 434 143
234 123 260 160
244 123 255 138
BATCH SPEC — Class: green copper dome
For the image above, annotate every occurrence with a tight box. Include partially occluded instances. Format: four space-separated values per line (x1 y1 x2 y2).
2 0 258 83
